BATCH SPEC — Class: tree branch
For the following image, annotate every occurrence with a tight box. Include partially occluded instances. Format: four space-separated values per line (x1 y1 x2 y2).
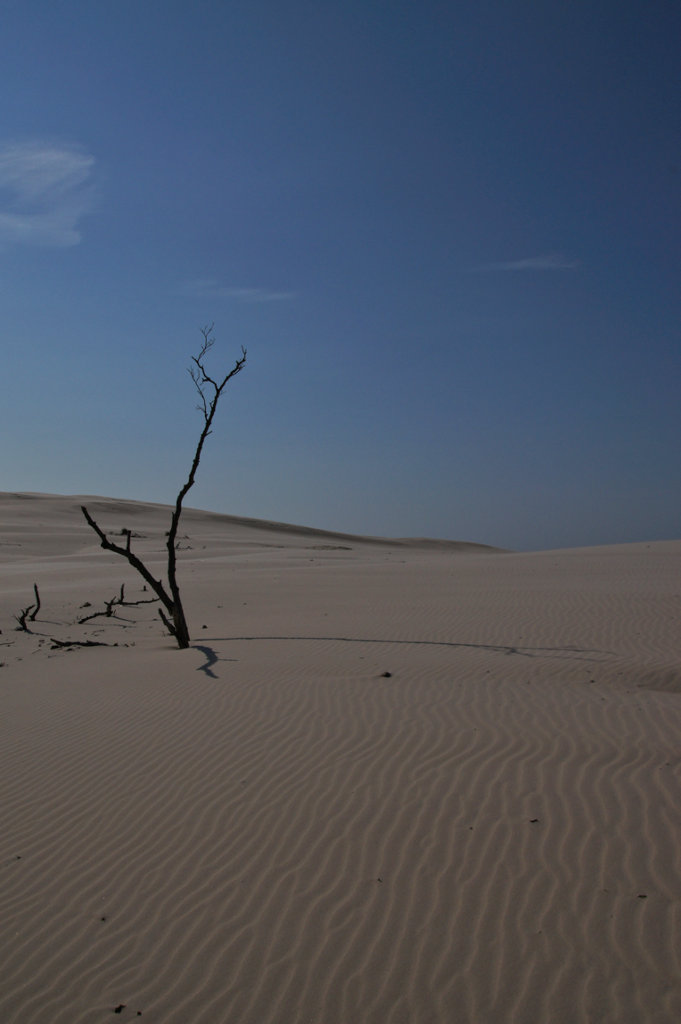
29 583 41 621
81 506 174 617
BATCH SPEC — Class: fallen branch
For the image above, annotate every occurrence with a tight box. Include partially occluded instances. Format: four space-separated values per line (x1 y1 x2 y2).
50 638 115 649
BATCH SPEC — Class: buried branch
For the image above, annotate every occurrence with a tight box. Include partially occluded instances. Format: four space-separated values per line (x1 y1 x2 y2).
77 583 159 623
14 583 41 632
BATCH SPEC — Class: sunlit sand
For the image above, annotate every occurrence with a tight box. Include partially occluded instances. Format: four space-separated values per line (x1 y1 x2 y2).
1 492 680 1023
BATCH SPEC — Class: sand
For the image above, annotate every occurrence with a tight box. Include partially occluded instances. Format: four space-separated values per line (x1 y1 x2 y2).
1 492 680 1023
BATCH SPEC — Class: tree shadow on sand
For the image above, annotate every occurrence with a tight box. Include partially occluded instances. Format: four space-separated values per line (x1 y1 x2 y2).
192 644 238 678
201 636 614 662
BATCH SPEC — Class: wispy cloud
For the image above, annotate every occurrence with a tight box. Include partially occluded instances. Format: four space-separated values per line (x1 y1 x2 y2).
0 140 95 248
181 278 296 303
475 253 581 272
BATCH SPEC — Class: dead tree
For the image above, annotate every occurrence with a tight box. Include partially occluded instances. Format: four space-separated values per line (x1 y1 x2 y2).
81 326 246 649
29 583 41 621
14 583 41 631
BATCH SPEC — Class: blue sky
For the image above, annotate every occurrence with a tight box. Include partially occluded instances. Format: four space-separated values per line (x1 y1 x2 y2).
1 0 679 550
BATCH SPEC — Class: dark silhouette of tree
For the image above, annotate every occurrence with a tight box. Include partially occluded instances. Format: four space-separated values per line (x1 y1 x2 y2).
81 326 246 648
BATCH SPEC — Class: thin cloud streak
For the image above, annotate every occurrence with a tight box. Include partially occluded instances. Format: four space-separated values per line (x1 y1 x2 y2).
182 279 296 303
475 253 581 272
0 140 95 247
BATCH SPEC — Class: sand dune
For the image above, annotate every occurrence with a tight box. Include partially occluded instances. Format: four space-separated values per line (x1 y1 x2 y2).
1 493 680 1023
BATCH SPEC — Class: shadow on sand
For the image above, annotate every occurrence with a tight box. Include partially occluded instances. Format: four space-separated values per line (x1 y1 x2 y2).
192 644 238 678
200 635 613 662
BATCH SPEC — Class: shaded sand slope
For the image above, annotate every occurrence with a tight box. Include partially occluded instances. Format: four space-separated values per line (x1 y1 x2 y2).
1 493 680 1023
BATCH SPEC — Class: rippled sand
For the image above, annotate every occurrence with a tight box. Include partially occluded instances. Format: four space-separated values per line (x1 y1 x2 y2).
1 492 680 1023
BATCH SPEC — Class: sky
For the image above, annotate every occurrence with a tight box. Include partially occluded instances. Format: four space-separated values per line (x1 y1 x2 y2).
1 0 679 551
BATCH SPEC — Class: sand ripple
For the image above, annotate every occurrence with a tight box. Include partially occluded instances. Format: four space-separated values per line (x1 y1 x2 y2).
2 637 680 1023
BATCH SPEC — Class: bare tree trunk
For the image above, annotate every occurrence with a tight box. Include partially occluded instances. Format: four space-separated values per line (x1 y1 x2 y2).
81 327 246 649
